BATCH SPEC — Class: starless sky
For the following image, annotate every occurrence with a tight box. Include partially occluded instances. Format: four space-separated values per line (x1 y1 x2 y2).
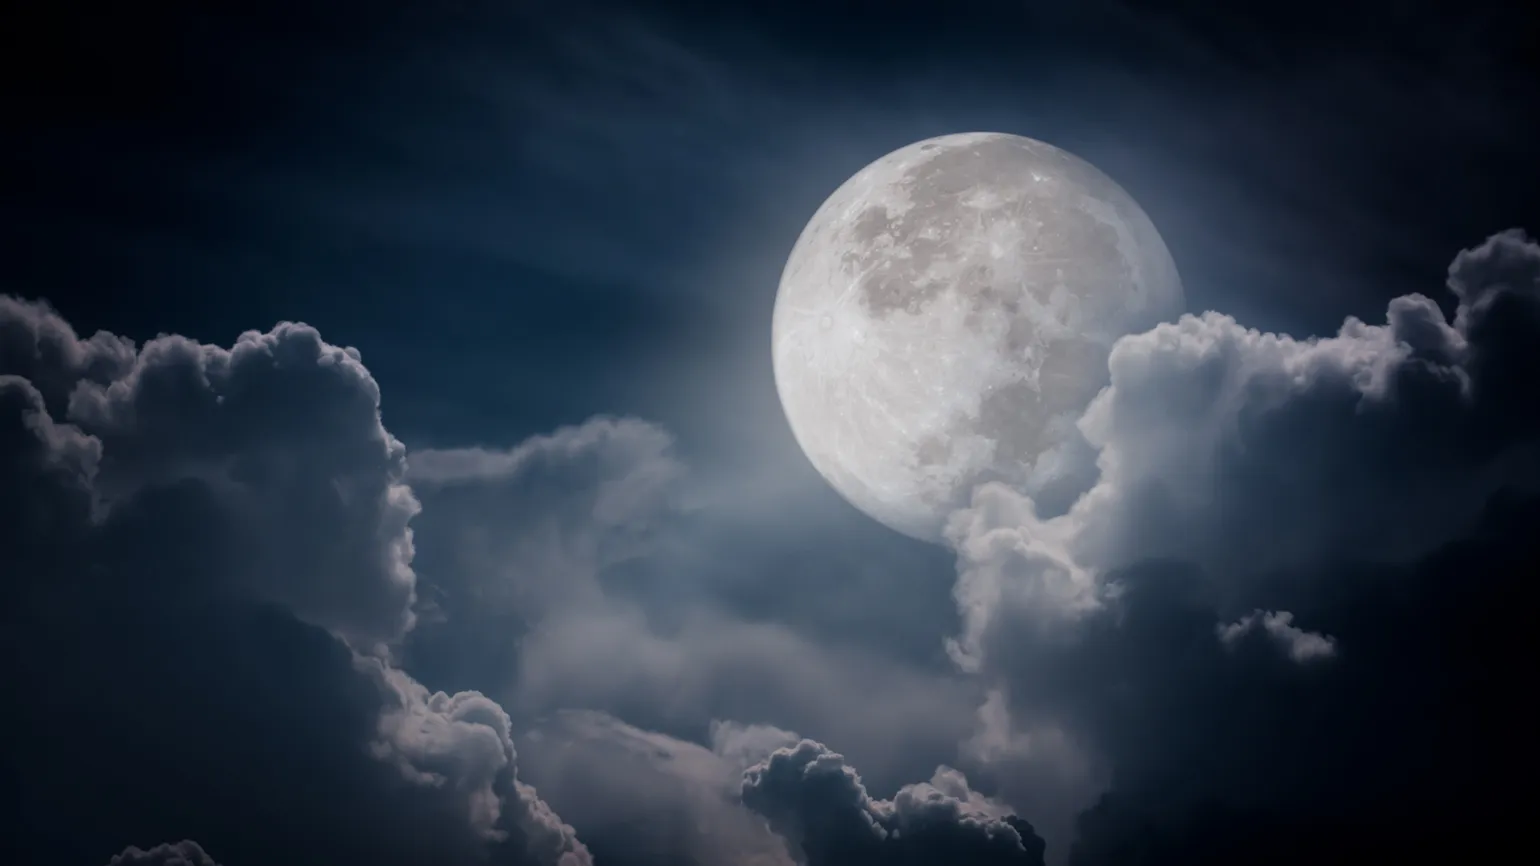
2 2 1538 866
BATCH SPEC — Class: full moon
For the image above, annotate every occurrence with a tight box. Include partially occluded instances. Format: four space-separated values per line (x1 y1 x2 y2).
772 132 1183 543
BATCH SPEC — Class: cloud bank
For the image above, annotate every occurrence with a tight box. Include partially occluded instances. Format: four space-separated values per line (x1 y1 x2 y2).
4 229 1537 866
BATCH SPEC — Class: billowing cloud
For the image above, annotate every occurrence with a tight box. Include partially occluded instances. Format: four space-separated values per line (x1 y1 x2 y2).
938 230 1540 862
742 738 1047 866
1079 228 1538 576
952 230 1540 644
1216 610 1336 663
0 297 584 866
365 660 588 863
1 297 420 650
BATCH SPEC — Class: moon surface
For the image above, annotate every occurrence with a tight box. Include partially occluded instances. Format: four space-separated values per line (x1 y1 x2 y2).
772 132 1183 543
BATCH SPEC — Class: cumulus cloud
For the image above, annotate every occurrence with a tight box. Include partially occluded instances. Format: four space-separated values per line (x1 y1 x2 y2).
1 298 421 649
365 661 589 863
741 738 1047 866
369 662 521 836
946 230 1540 683
106 841 219 866
1076 229 1538 579
519 712 1049 866
943 483 1094 672
0 297 584 866
952 230 1540 638
1216 610 1336 663
936 230 1540 862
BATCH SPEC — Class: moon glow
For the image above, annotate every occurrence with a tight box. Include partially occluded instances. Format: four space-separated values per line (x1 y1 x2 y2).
772 132 1184 543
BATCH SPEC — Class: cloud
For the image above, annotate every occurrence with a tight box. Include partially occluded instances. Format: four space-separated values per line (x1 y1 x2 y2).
106 841 219 866
937 230 1540 862
404 415 979 795
710 719 803 769
947 229 1540 680
0 296 423 650
956 690 1105 859
510 606 978 780
370 665 520 836
365 660 588 863
741 738 1047 866
0 297 584 866
1071 229 1539 579
13 228 1539 866
516 712 1049 866
1216 610 1336 663
517 710 797 866
405 416 684 619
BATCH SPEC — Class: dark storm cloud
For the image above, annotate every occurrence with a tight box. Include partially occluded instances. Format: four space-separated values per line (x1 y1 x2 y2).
741 738 1046 866
0 298 587 866
940 230 1540 862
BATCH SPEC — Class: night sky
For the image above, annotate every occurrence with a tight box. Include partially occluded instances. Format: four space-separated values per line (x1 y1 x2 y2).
3 2 1538 865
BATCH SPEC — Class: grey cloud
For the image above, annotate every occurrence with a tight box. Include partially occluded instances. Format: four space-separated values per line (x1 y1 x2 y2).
0 297 585 866
512 605 979 790
409 416 681 493
0 374 100 545
741 738 1047 866
1067 229 1540 583
944 484 1093 672
106 841 219 866
517 710 796 866
406 417 683 619
1216 610 1336 663
366 660 588 863
710 719 802 771
0 295 135 412
935 232 1540 862
404 415 977 794
370 664 519 837
0 297 419 650
519 712 1049 866
62 320 420 651
957 690 1104 862
15 217 1532 866
948 229 1540 683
